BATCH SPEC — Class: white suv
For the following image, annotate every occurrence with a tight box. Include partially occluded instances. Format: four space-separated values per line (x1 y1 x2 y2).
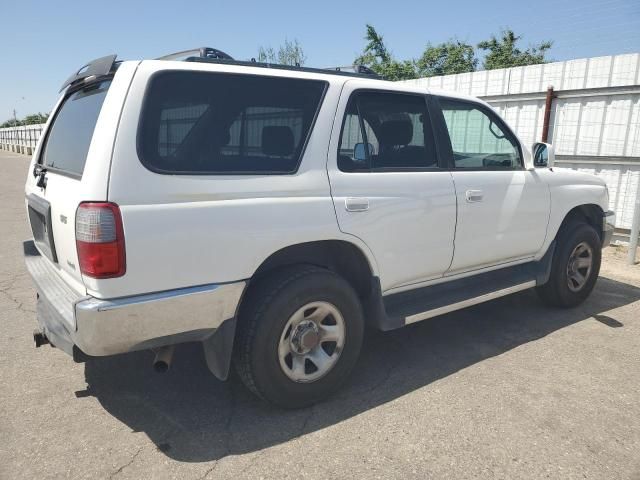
24 49 615 408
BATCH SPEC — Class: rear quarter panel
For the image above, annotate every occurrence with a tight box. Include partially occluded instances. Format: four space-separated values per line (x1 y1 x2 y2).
97 61 379 299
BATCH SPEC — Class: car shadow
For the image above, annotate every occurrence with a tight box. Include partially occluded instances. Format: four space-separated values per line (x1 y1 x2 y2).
82 276 640 462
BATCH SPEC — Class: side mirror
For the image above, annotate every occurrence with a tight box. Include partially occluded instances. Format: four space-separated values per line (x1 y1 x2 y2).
532 142 555 168
353 142 374 162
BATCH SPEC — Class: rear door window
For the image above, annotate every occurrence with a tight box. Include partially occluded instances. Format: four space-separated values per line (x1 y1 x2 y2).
138 71 327 174
41 80 111 176
338 91 438 172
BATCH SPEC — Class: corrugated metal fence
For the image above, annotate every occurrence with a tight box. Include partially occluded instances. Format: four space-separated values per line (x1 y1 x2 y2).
403 53 640 229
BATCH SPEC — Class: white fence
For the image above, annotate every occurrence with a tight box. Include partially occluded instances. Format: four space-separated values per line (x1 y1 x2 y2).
0 124 45 155
404 53 640 229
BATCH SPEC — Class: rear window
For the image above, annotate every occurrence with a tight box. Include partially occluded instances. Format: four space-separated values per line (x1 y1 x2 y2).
41 80 111 176
137 71 327 174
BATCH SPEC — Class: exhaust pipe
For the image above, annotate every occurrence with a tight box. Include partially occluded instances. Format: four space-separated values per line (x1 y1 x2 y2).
153 346 175 373
33 329 49 348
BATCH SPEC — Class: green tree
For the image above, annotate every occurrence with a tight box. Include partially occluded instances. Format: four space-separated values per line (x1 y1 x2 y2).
478 29 552 69
258 38 307 66
257 46 276 63
377 60 418 81
1 112 48 128
355 24 391 68
23 113 48 125
354 24 418 81
416 40 477 77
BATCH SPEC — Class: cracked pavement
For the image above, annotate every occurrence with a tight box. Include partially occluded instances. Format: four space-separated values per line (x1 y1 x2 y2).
1 150 640 479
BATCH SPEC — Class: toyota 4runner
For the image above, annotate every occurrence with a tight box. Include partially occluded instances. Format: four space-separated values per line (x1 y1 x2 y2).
24 48 615 408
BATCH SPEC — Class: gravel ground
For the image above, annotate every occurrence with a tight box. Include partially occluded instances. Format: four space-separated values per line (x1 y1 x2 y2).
1 150 639 479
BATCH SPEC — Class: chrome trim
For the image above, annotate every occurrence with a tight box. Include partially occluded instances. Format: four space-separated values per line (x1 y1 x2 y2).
79 283 238 312
74 282 245 355
385 256 535 296
345 197 369 212
465 189 484 203
405 280 536 325
24 239 246 357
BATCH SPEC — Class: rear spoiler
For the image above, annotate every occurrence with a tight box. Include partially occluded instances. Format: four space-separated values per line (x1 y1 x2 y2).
59 54 118 93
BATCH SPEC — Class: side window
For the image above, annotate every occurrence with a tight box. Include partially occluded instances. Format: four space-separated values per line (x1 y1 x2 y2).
439 98 522 169
338 99 368 171
338 91 437 172
138 72 326 174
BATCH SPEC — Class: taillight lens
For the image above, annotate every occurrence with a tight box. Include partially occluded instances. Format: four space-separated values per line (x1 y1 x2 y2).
75 202 126 278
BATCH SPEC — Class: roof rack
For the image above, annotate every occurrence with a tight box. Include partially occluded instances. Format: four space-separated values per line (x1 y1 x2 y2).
330 64 379 76
156 47 234 61
184 57 382 81
157 46 381 79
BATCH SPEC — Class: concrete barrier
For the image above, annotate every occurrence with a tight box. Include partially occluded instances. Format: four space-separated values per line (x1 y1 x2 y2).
0 124 45 156
0 143 33 155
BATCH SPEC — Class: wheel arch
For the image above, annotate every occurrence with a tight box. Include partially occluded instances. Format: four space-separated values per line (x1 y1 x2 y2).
558 203 605 241
538 199 606 262
243 239 388 331
252 240 377 300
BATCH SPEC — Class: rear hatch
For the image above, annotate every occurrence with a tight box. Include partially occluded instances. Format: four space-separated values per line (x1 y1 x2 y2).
25 58 138 293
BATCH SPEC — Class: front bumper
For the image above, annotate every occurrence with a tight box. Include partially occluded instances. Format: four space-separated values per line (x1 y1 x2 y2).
24 240 245 358
603 210 615 247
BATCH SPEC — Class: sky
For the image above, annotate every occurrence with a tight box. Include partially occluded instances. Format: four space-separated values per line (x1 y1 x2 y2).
1 0 639 123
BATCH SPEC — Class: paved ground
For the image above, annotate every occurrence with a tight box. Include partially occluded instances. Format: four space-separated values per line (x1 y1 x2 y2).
1 149 639 480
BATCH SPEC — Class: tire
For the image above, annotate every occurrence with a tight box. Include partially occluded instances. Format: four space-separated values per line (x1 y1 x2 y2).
233 265 364 408
536 220 602 308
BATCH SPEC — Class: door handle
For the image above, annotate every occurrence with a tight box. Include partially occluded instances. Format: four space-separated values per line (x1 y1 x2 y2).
345 197 369 212
465 190 484 202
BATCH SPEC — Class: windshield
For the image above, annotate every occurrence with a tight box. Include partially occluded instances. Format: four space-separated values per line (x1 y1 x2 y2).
41 80 111 176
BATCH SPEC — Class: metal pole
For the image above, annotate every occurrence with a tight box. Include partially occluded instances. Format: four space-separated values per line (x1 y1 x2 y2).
628 189 640 265
541 86 554 143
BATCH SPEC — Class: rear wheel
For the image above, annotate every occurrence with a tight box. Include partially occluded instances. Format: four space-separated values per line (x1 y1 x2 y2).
234 266 364 408
537 220 601 308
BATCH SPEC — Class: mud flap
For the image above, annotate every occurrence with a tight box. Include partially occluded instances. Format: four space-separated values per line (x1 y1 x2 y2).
201 317 237 380
536 240 557 285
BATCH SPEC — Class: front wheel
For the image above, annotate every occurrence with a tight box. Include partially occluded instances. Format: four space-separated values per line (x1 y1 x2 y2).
233 266 364 408
537 221 602 308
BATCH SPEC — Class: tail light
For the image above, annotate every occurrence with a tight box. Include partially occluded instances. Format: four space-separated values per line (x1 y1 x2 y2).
75 202 126 278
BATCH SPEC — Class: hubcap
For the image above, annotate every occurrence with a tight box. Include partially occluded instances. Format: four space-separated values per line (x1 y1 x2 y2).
566 241 593 292
278 301 345 383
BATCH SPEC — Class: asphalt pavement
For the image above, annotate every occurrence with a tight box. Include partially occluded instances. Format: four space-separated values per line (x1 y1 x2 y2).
1 150 639 479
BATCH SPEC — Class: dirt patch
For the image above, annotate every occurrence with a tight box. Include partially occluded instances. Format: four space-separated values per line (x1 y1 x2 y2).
601 243 640 285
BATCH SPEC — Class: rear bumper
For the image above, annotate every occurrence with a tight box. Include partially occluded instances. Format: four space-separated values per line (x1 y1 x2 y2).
603 210 615 247
24 240 245 357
